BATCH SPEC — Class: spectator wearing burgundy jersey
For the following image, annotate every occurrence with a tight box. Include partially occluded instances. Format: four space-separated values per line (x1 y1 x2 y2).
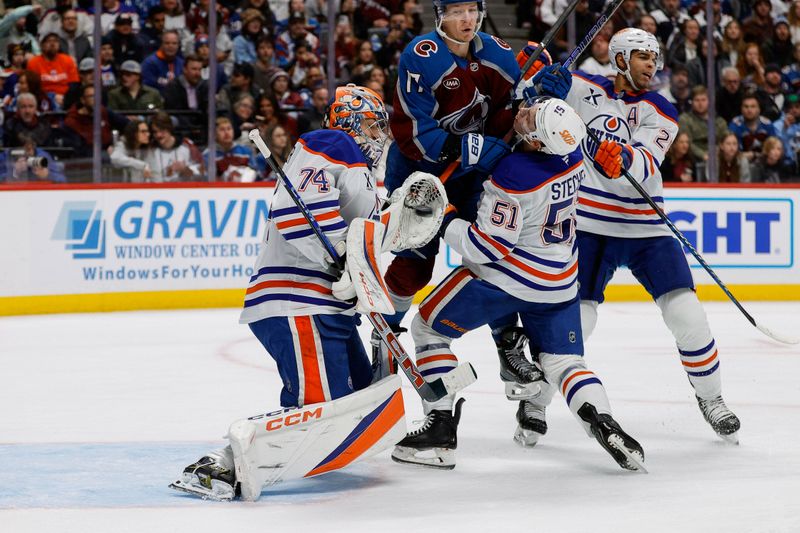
729 95 778 159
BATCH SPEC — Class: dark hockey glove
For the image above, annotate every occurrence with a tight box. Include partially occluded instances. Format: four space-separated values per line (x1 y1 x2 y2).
437 134 462 163
525 62 572 101
461 133 511 175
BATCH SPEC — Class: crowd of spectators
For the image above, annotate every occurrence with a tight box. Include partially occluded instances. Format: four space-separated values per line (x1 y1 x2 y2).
0 0 420 182
1 0 800 183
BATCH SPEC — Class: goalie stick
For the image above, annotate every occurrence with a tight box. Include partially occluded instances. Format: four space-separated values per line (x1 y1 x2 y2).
582 128 799 345
249 129 479 399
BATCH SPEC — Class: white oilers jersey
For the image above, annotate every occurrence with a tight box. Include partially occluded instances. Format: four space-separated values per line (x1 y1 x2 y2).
566 71 680 238
239 129 381 324
443 149 585 304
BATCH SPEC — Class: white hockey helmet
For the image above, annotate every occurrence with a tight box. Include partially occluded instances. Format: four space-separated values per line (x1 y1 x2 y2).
515 96 586 156
433 0 485 45
609 28 663 83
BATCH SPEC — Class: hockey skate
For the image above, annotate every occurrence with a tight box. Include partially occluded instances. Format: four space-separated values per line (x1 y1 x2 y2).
391 398 465 470
169 450 238 501
496 327 543 400
696 395 741 444
514 400 548 447
577 403 647 473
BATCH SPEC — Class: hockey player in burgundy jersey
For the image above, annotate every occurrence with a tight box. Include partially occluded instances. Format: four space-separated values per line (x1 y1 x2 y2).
521 28 740 444
374 0 522 378
390 97 646 473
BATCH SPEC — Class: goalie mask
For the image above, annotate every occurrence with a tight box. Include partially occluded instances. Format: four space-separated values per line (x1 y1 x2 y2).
514 96 586 156
433 0 485 45
325 84 389 168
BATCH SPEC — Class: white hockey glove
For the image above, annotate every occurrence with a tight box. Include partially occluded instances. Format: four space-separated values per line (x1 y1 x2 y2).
331 269 356 302
380 171 448 253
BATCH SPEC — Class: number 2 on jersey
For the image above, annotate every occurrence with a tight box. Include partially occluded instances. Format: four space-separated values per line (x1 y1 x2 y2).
298 167 330 192
541 198 575 245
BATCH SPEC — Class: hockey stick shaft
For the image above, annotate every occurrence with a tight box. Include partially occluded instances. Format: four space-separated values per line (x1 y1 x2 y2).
584 129 798 345
563 0 626 69
249 130 476 397
520 0 582 75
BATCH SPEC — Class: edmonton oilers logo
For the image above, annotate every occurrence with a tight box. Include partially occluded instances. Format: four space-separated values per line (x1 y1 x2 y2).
582 114 631 156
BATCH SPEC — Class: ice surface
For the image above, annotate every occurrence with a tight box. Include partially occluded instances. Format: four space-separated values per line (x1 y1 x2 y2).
2 302 799 532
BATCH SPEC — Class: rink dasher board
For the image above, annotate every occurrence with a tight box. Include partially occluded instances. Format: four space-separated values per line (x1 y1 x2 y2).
0 183 798 315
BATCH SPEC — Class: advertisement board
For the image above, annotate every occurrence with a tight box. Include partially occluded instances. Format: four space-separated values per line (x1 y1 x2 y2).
1 183 798 315
0 184 272 314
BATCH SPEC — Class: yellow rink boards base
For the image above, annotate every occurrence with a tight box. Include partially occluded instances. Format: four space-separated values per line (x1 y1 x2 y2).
1 285 799 316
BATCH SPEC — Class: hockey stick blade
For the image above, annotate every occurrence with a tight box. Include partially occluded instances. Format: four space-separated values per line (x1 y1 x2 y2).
440 362 478 395
425 363 478 399
756 322 799 345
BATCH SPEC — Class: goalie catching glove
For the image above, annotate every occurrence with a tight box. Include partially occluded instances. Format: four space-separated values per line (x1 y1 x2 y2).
332 172 448 314
379 171 448 252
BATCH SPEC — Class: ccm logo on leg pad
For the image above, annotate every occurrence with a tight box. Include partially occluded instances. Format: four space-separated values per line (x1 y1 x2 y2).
253 406 325 431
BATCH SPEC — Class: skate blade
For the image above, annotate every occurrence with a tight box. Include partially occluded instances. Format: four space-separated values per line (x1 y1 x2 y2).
505 381 542 401
719 431 739 445
608 434 648 473
168 477 234 501
391 445 455 470
513 426 542 448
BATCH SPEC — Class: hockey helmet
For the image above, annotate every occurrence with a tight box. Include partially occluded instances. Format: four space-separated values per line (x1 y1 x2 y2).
515 96 586 156
609 28 663 81
325 84 389 168
433 0 485 44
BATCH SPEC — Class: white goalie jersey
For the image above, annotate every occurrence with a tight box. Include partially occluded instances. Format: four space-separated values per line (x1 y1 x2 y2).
239 129 381 324
443 149 585 304
566 71 680 238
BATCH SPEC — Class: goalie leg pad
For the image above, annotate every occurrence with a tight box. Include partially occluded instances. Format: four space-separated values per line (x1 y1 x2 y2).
228 375 407 501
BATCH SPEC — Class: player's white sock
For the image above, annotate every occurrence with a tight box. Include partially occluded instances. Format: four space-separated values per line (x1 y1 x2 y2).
657 289 722 399
579 300 599 341
411 313 457 412
541 353 612 437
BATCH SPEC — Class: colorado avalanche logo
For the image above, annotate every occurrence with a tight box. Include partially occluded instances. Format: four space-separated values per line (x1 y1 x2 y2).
414 40 438 58
582 114 632 156
439 88 489 135
491 36 512 50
